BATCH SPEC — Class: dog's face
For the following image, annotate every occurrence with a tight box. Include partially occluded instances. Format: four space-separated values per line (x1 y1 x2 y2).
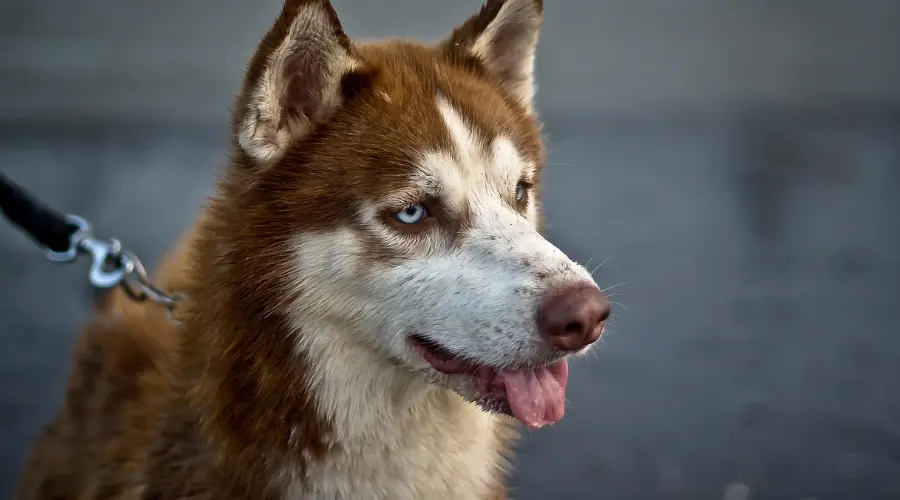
231 0 610 429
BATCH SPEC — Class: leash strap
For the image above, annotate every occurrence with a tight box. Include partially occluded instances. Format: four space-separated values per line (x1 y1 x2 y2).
0 171 79 253
0 170 184 325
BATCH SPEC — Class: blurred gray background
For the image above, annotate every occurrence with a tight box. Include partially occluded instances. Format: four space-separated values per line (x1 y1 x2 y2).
2 1 900 499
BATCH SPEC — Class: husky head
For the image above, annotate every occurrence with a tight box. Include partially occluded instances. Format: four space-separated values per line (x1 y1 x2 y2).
226 0 609 429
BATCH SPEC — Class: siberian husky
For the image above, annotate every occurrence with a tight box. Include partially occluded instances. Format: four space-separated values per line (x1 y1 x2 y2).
16 1 610 498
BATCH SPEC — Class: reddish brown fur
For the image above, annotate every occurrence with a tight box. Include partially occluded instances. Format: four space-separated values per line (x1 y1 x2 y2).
16 1 547 498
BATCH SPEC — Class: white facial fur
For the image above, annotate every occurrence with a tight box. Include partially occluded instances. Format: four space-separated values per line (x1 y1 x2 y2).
287 94 597 377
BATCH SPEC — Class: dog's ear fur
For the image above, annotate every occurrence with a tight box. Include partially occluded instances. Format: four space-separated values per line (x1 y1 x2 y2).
235 0 367 163
444 0 543 113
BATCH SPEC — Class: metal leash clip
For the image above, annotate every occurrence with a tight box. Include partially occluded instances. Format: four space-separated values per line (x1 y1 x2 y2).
45 214 184 325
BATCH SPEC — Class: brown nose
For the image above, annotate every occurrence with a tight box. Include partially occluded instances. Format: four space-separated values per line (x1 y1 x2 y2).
536 285 610 351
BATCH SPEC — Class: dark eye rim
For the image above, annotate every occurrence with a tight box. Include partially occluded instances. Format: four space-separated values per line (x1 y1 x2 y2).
392 203 429 224
515 180 533 202
382 202 436 231
391 203 431 225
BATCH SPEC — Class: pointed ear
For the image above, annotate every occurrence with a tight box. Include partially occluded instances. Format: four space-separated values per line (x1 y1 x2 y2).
444 0 543 113
236 0 367 162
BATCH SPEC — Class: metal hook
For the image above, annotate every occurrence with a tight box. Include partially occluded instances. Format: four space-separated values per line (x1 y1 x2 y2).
42 213 185 325
45 214 91 264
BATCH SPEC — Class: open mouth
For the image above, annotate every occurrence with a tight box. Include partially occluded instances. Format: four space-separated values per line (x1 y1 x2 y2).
409 335 568 429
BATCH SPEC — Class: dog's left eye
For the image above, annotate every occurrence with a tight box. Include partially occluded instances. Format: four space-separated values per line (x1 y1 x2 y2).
515 182 528 202
393 204 429 224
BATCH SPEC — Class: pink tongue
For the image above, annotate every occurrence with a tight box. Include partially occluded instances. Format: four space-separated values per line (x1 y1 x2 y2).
501 359 569 429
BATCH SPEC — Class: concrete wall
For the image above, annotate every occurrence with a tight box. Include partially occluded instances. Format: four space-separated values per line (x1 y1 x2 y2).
2 0 899 123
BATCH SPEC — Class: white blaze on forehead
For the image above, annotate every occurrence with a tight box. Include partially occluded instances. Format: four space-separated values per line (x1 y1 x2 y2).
410 94 533 218
435 93 482 167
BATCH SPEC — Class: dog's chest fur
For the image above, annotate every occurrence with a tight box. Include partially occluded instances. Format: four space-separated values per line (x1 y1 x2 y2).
275 332 514 500
281 399 506 499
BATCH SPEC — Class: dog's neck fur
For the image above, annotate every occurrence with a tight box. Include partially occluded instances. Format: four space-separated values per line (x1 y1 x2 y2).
174 175 515 499
280 320 511 499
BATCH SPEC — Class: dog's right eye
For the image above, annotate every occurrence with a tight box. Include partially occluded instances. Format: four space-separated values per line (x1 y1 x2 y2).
392 204 429 224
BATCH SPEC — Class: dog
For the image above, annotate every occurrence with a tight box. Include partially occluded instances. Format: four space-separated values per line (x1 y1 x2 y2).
15 0 610 498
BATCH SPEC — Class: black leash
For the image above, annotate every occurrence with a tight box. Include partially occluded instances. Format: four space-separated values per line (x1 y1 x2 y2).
0 170 184 324
0 170 79 254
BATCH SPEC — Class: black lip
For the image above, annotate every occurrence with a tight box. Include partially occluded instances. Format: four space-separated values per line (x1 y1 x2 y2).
475 394 514 417
409 334 569 373
409 334 463 361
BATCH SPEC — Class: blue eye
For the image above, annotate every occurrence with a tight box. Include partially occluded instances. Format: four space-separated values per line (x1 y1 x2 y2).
515 182 528 201
393 204 428 224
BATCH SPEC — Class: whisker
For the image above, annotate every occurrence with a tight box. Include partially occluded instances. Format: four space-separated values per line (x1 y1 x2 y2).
579 342 604 361
546 162 583 169
602 281 636 293
609 301 629 311
590 256 612 276
583 251 602 268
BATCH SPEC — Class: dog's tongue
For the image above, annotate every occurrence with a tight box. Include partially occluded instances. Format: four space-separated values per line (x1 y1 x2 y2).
501 359 569 429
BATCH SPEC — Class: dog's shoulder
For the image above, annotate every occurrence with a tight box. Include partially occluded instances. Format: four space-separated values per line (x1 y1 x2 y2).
15 245 191 499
